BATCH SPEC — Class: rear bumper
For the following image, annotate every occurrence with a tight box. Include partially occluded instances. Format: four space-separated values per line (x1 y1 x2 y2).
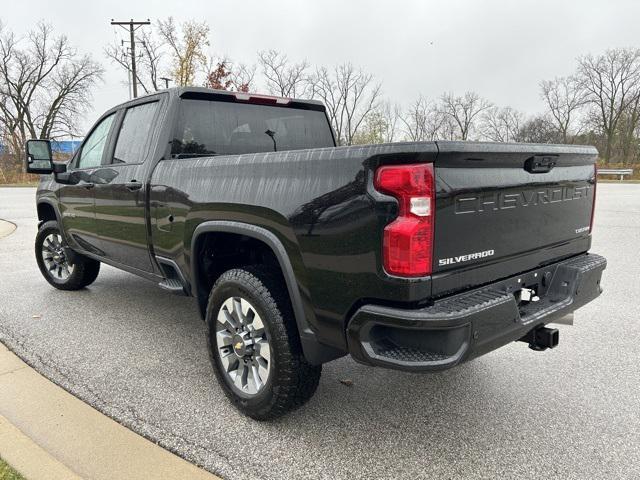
346 253 606 371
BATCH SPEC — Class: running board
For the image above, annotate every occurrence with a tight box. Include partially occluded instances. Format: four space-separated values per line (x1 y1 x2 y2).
156 256 190 296
158 278 187 295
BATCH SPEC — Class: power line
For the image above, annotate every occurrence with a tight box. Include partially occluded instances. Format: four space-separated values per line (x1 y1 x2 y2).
110 19 151 98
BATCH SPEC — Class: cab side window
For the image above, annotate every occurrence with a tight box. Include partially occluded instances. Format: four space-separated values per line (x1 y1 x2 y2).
112 102 158 164
76 113 115 169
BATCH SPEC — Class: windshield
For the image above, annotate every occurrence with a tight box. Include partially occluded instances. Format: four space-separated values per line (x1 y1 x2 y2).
171 99 335 157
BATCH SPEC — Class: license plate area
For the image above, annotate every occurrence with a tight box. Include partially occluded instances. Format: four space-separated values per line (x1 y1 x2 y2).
491 262 573 320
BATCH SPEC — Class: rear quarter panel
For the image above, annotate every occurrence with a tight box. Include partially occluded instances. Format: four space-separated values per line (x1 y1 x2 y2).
150 143 437 349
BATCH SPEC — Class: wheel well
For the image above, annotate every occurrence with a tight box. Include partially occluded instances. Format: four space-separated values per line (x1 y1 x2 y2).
37 203 57 224
193 232 286 317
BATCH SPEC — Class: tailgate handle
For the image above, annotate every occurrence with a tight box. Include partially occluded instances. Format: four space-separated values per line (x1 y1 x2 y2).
524 155 557 173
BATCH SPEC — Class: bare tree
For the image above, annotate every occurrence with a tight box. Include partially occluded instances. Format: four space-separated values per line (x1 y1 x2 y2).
157 17 209 86
619 93 640 163
439 91 492 140
351 100 402 145
0 22 103 155
439 115 461 140
230 63 256 92
540 76 586 143
379 101 402 143
258 49 310 98
137 30 164 91
105 28 165 95
577 48 640 163
310 63 382 145
401 97 445 141
633 114 640 163
402 97 428 141
515 115 559 143
481 106 524 142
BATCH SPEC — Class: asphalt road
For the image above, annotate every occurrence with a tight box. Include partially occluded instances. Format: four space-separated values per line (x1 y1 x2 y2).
0 184 639 480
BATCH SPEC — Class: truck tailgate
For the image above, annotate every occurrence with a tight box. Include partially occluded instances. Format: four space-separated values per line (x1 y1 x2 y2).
431 141 597 297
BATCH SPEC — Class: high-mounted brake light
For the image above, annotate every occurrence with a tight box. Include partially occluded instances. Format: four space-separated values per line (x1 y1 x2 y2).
590 164 597 233
374 163 435 277
233 92 291 105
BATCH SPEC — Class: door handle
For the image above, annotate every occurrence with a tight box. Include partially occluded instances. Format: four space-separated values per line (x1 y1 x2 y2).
125 181 143 191
83 182 95 189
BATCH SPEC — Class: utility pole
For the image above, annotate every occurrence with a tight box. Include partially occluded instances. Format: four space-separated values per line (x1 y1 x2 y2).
122 46 133 99
110 18 150 98
160 77 172 89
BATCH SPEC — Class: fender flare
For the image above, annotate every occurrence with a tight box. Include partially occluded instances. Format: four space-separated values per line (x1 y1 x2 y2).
190 220 343 364
36 198 71 244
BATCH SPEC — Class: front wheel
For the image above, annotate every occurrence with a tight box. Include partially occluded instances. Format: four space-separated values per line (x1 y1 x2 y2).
35 220 100 290
206 266 322 420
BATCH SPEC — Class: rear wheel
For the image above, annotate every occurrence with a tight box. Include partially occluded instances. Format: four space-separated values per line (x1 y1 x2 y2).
206 266 322 420
35 220 100 290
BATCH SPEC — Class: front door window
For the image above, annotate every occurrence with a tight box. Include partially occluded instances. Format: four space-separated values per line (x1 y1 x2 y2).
77 114 115 169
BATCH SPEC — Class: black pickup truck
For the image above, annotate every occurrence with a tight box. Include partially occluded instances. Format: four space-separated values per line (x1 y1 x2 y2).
26 87 606 419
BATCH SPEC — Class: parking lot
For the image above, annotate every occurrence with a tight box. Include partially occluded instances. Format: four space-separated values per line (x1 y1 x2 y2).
0 184 639 479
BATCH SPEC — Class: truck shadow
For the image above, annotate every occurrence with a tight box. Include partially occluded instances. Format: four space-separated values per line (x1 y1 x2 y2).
101 276 514 414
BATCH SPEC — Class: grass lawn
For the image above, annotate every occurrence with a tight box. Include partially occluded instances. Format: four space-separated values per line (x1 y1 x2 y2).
0 458 24 480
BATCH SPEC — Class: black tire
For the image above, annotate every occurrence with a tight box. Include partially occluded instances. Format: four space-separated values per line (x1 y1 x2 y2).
206 266 322 420
35 220 101 290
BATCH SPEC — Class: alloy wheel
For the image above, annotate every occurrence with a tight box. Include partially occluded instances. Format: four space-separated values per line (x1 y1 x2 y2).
41 233 74 281
216 296 271 395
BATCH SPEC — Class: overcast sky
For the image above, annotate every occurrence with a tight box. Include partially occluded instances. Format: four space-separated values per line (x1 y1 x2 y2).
4 0 640 132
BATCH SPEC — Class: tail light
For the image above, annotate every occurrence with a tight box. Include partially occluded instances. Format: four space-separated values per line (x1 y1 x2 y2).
374 163 435 277
590 164 597 233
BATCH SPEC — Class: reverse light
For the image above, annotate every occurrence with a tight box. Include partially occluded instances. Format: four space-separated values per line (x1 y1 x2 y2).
374 163 435 277
410 197 431 216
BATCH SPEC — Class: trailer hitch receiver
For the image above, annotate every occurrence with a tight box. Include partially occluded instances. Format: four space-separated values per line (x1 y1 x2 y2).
519 326 559 351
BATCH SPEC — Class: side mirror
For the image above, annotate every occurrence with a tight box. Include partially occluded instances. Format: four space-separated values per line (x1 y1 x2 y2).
25 139 53 174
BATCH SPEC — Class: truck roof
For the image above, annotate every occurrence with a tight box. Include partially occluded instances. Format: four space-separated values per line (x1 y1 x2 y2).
110 86 325 113
174 86 325 107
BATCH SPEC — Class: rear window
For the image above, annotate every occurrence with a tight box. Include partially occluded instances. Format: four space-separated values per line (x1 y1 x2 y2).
113 101 158 164
171 99 335 157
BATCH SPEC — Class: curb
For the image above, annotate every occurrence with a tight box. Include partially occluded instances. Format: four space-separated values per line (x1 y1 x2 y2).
0 342 220 480
0 219 16 239
0 413 82 480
